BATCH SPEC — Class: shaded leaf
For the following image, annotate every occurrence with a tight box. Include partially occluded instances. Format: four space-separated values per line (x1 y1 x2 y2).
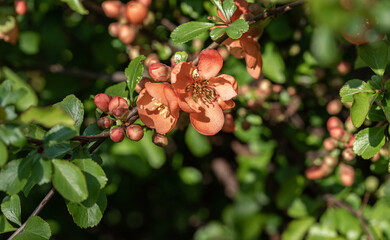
13 216 51 240
0 159 29 195
54 95 84 133
125 55 145 105
0 141 7 167
0 215 16 234
262 42 286 83
0 125 26 147
358 41 388 76
44 125 77 147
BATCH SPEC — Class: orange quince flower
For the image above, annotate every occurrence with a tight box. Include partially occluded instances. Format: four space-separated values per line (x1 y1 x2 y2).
137 82 179 134
171 49 238 135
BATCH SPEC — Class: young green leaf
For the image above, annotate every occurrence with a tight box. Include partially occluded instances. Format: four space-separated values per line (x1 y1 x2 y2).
54 95 84 134
210 0 225 18
350 92 376 128
19 106 75 128
353 125 387 159
13 216 51 240
172 51 189 64
125 55 146 105
0 215 16 233
222 0 237 21
104 82 128 98
1 195 21 226
52 159 88 203
226 19 249 39
171 22 215 44
339 79 375 103
61 0 88 15
210 27 227 41
358 41 388 77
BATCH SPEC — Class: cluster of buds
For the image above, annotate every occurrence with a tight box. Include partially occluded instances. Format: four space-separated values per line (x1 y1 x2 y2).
0 0 27 44
102 0 150 45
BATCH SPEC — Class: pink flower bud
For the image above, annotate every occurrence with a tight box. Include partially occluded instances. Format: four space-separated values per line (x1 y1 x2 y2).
108 22 120 37
125 1 148 24
329 127 346 141
145 53 160 67
110 127 125 142
112 108 130 120
126 124 144 141
342 148 355 161
326 99 342 115
371 153 380 162
118 24 137 45
136 0 151 7
339 163 355 187
108 96 128 114
347 135 355 148
153 133 168 147
102 0 124 19
97 116 113 129
323 155 338 168
14 0 27 16
222 113 236 133
305 165 325 180
148 63 171 82
327 116 343 131
94 93 112 113
323 138 337 151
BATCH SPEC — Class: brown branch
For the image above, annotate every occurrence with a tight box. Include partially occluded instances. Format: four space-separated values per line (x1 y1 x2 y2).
324 194 374 240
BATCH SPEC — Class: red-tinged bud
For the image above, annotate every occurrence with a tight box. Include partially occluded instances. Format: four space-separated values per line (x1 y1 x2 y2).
241 121 251 131
153 133 168 147
136 0 152 7
126 124 144 141
287 87 297 96
145 53 159 67
112 107 130 120
323 155 338 168
14 0 27 16
102 0 124 19
94 93 112 113
342 148 355 161
337 61 351 75
110 127 125 142
222 113 236 133
323 138 338 151
327 116 343 131
108 96 128 114
97 116 113 129
347 135 355 148
118 24 137 45
326 99 342 115
371 152 380 162
305 165 325 180
135 77 153 93
256 79 272 98
345 116 355 132
125 1 148 24
272 84 283 94
339 163 355 187
329 127 346 141
148 63 171 82
108 22 120 37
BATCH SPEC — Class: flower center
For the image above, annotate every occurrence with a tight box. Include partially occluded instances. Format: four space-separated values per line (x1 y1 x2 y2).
151 98 170 118
186 70 216 103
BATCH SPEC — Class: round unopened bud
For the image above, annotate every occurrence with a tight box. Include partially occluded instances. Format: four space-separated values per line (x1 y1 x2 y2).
136 0 152 7
14 0 27 16
327 116 343 131
337 61 351 75
112 107 130 120
222 113 236 133
339 163 355 187
365 176 379 193
97 116 113 129
108 22 120 37
241 121 251 131
153 133 168 147
148 63 171 82
256 79 272 98
323 155 338 168
329 127 346 141
371 152 380 162
94 93 112 113
305 165 325 180
119 24 137 45
125 1 148 24
326 99 343 115
342 148 355 161
272 84 283 94
345 116 356 132
323 138 338 151
126 124 144 141
287 87 297 96
145 53 159 67
108 96 128 114
347 135 355 148
135 77 153 93
110 127 125 142
102 0 124 18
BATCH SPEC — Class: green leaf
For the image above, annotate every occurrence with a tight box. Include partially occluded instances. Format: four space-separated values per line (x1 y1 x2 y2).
83 123 102 136
281 217 315 240
0 80 27 107
369 75 383 90
62 0 88 15
125 55 146 104
23 157 52 197
0 215 16 233
171 21 215 44
381 93 390 122
19 106 75 128
334 208 362 238
172 51 189 64
0 125 26 147
262 42 286 83
185 125 211 157
339 79 375 102
276 175 305 208
44 125 77 147
350 92 376 128
226 19 249 39
0 141 7 167
13 216 51 240
367 105 387 122
19 31 40 55
104 82 128 98
179 167 202 185
52 159 88 203
210 26 227 41
210 0 225 18
45 143 72 159
0 14 16 33
310 27 338 66
1 194 21 226
353 125 387 159
54 95 84 133
222 0 236 21
358 41 388 76
0 159 29 195
67 190 107 228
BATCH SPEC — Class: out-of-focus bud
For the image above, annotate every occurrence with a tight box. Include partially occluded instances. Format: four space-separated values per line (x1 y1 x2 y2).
136 0 152 7
97 116 113 129
323 155 338 168
110 127 125 142
241 121 251 131
108 22 120 37
112 107 130 120
126 124 144 141
145 53 160 67
339 163 355 187
256 79 272 99
345 116 356 132
342 148 355 161
148 63 171 82
94 93 112 113
108 96 128 114
0 24 19 45
125 1 148 24
329 127 346 141
287 86 297 96
365 176 379 193
153 133 168 147
326 99 343 115
323 138 338 151
272 84 283 94
305 165 325 180
222 113 236 133
347 135 355 148
135 77 153 93
119 24 137 45
102 0 124 19
14 0 27 16
337 61 351 75
371 152 380 162
327 116 343 131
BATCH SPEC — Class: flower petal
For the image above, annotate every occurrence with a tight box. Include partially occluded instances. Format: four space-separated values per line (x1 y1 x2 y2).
246 51 262 79
209 74 238 101
145 82 169 105
136 88 156 129
190 101 224 135
242 37 259 69
223 38 245 59
197 49 223 80
163 85 180 118
218 99 235 110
